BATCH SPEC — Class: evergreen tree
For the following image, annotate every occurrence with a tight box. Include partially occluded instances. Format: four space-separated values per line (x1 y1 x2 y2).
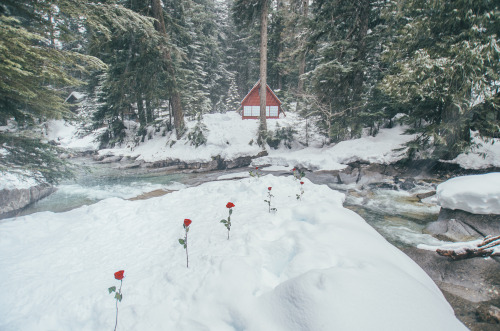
380 0 500 159
305 0 391 143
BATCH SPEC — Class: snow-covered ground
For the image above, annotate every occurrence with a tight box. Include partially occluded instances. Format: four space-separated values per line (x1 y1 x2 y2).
436 172 500 215
450 131 500 169
46 112 500 171
0 175 466 330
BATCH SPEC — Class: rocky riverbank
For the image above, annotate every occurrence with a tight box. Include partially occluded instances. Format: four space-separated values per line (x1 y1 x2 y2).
0 183 56 219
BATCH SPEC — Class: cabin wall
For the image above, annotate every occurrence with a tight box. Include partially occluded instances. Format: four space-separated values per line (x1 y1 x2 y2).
241 87 281 119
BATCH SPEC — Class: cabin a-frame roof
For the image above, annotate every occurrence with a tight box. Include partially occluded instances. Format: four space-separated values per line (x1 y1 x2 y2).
240 80 282 105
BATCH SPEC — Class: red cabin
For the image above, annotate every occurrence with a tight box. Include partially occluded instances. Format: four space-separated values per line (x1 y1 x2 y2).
240 80 283 119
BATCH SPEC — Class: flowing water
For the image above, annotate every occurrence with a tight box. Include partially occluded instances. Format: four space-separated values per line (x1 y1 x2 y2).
20 158 446 248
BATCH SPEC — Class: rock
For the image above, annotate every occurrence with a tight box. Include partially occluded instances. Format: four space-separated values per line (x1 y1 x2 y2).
416 190 436 201
116 162 142 170
477 305 500 324
99 155 123 163
424 208 500 241
402 247 500 303
225 156 252 169
0 184 56 219
92 154 106 161
399 178 416 190
338 166 358 184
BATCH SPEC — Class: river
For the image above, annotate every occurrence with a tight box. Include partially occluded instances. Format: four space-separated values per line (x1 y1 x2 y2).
21 157 446 249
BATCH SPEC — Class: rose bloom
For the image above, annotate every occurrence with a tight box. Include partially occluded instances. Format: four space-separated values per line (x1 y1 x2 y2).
226 202 235 209
255 167 259 170
292 168 296 171
300 181 304 185
268 187 272 191
114 270 125 280
184 219 192 227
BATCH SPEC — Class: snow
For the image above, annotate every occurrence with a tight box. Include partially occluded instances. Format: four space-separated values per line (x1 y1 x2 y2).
0 170 40 190
255 125 414 171
449 132 500 169
46 120 100 151
0 175 466 330
64 91 86 103
216 172 249 180
418 239 500 256
99 113 265 163
436 173 500 214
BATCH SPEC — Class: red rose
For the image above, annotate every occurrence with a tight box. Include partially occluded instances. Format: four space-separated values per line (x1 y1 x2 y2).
268 187 272 191
114 270 124 280
255 167 259 170
300 181 304 185
226 202 235 208
292 168 296 171
184 219 192 227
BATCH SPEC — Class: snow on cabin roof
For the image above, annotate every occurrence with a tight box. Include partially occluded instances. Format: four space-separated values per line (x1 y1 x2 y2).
64 91 86 103
240 80 282 105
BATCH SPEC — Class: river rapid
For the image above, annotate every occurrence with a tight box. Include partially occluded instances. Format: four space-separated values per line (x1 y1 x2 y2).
22 157 445 250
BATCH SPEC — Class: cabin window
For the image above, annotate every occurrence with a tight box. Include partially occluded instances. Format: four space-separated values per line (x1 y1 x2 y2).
243 106 252 116
251 106 260 116
269 106 278 117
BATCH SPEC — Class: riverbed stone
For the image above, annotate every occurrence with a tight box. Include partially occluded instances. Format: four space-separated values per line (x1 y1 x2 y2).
99 155 123 163
477 304 500 324
0 184 56 219
402 246 500 302
424 208 500 241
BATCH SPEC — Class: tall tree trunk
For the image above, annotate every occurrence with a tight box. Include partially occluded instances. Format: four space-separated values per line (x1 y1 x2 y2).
145 98 153 123
258 0 268 145
137 94 146 127
151 0 185 139
276 0 283 90
297 0 308 94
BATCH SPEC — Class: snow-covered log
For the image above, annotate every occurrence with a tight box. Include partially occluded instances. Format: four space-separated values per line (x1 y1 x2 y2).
436 235 500 260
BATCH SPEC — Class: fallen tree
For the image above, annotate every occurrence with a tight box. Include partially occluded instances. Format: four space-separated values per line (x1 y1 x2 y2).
436 235 500 260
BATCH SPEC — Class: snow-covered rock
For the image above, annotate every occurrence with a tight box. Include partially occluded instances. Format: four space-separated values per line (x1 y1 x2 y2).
436 173 500 215
423 173 500 241
0 175 466 330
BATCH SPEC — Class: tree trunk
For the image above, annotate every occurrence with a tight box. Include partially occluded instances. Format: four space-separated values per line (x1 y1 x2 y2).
151 0 185 139
297 0 308 94
145 98 153 123
137 94 146 127
258 0 268 145
436 235 500 260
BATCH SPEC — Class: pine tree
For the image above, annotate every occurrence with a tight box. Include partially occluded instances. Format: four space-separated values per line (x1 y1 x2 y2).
233 0 270 145
225 73 241 112
379 0 500 159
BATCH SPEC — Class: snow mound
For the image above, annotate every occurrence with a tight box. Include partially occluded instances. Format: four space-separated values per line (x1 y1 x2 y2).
450 133 500 169
0 170 39 190
437 173 500 214
0 175 465 330
255 125 414 170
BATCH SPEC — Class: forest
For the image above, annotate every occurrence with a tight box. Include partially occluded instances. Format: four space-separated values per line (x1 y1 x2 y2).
0 0 499 182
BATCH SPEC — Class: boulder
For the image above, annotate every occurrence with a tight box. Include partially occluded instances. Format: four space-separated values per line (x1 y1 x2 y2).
424 208 500 242
0 184 56 219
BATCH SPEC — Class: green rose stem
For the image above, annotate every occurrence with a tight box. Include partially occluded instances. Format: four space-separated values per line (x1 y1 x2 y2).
179 219 192 268
114 279 122 331
264 187 276 212
109 270 124 331
221 202 235 240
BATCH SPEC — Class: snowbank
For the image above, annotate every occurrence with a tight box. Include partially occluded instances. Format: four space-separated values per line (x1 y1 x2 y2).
254 125 415 171
0 175 465 330
437 173 500 214
98 113 268 163
0 170 39 190
46 120 100 151
450 132 500 170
